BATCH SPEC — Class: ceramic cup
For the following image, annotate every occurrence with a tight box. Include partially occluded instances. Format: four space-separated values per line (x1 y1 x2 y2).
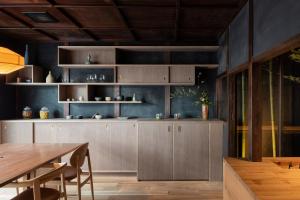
105 97 112 101
95 115 102 120
66 115 73 120
78 96 84 101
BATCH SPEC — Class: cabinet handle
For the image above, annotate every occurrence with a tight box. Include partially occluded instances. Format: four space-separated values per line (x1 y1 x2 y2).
133 124 136 128
168 126 171 132
3 125 7 129
178 126 181 132
106 124 109 129
163 76 166 80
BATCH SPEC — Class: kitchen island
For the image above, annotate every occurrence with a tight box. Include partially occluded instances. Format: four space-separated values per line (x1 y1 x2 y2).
0 119 224 181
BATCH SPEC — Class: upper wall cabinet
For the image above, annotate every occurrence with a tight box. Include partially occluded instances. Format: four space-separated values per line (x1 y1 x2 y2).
170 66 195 84
57 46 219 85
118 65 169 83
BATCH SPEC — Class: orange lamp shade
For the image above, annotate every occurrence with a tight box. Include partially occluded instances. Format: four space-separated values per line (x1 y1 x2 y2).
0 47 24 74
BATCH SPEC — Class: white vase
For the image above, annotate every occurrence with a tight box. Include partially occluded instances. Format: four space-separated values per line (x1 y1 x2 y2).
46 71 54 83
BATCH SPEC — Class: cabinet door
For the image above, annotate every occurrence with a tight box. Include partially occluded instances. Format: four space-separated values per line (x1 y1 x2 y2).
209 122 224 181
55 122 110 171
110 122 137 171
170 66 195 83
1 122 33 144
118 66 169 83
138 121 173 180
173 122 209 180
34 122 56 143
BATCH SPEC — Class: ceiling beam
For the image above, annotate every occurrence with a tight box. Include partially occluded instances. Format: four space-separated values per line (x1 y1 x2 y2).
0 4 240 9
110 0 137 41
174 0 180 41
0 9 58 41
45 0 99 41
0 27 224 31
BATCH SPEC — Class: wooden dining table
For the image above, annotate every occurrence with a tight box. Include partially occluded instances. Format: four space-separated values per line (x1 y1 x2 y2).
0 143 83 187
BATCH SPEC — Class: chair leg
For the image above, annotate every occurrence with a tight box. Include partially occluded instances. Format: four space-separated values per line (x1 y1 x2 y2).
87 150 95 200
77 169 81 200
77 181 81 200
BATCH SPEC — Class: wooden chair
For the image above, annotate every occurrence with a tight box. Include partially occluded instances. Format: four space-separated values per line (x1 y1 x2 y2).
11 162 67 200
55 143 94 200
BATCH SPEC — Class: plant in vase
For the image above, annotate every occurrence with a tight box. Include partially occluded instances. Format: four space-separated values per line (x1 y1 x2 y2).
171 86 211 120
199 90 210 120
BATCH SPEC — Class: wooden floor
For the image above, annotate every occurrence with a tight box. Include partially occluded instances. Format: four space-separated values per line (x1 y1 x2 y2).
0 174 223 200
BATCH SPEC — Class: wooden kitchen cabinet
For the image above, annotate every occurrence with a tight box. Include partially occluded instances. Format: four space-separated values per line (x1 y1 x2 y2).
117 66 169 83
138 121 173 180
110 122 137 172
173 122 209 180
1 121 33 144
170 66 195 84
35 122 110 171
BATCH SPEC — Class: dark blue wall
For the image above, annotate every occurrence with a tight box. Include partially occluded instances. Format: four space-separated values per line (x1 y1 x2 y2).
253 0 300 57
217 32 228 75
0 35 25 119
228 2 249 69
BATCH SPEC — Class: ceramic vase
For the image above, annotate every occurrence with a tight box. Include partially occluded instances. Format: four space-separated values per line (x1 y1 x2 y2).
202 104 208 120
46 71 54 83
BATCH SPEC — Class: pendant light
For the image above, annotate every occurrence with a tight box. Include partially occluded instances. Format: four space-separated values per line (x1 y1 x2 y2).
0 47 24 74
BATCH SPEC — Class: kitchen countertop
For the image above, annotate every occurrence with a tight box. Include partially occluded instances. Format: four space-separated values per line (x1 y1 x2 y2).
224 157 300 200
0 118 224 123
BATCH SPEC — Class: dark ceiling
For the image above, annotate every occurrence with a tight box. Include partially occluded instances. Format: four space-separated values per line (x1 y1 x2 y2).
0 0 247 44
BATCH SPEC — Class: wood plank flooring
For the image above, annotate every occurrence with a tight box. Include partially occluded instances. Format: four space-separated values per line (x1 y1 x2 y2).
0 174 222 200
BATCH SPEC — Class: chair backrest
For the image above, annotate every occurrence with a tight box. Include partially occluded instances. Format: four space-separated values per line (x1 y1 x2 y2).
33 162 67 185
70 143 89 168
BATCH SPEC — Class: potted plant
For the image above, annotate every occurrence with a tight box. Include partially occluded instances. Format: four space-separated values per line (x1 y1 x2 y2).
171 86 211 120
199 90 210 120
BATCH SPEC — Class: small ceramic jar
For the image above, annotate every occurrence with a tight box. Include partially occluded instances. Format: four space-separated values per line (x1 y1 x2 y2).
40 107 49 119
22 106 32 119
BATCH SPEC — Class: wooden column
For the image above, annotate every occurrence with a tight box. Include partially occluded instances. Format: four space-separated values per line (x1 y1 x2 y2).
247 0 262 161
228 74 237 157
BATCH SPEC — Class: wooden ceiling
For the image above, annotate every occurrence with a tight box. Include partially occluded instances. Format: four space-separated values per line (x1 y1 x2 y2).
0 0 247 43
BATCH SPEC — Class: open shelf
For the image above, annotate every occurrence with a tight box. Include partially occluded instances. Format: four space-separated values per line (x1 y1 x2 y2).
6 83 58 86
58 100 142 104
5 65 43 84
58 64 219 68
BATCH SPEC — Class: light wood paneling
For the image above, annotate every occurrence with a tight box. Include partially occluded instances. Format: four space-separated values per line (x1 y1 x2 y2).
1 122 33 144
117 66 169 83
173 122 209 180
138 121 173 180
1 174 223 200
223 159 256 200
170 66 195 83
209 122 224 181
110 122 137 171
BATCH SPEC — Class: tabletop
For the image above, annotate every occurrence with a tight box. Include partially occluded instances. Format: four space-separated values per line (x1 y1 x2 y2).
0 143 83 187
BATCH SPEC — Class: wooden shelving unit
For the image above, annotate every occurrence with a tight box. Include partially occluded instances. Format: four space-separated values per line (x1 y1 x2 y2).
5 65 44 84
58 100 142 104
6 83 58 86
6 46 219 107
